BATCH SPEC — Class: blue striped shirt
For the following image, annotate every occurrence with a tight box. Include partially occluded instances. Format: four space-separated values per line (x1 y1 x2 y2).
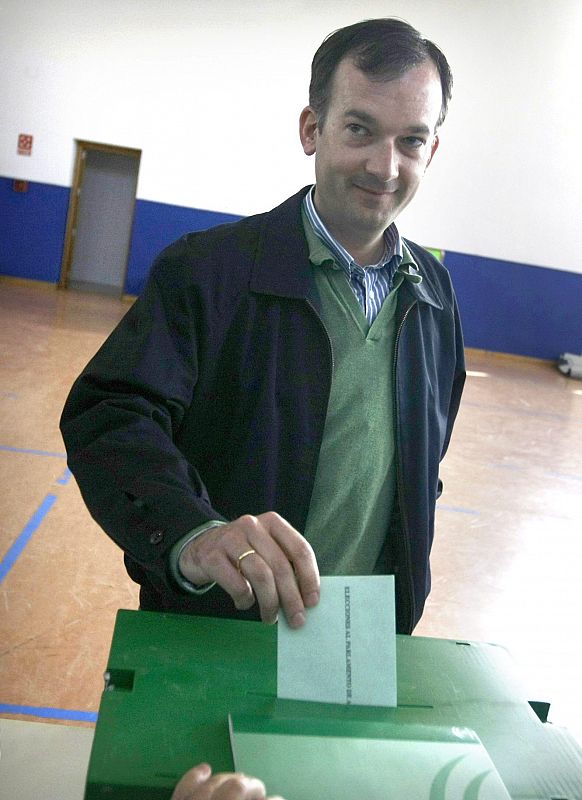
303 186 403 324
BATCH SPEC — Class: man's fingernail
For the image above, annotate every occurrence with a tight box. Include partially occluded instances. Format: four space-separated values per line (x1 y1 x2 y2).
290 611 306 628
305 592 319 607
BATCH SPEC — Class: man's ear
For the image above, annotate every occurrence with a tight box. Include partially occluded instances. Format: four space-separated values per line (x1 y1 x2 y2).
425 134 440 171
299 106 318 156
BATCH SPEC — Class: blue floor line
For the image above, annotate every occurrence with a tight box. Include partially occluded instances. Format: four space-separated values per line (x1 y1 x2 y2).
437 504 480 515
0 703 98 723
0 444 67 458
546 470 582 482
56 467 72 485
0 494 58 583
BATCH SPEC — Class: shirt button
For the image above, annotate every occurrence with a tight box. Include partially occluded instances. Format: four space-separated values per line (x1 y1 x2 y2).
150 530 164 545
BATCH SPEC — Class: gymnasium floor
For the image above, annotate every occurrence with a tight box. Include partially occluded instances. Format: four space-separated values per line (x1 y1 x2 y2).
1 279 581 745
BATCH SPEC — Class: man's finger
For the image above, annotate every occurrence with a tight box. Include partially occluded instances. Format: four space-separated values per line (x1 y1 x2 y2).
171 763 212 800
180 541 256 610
237 551 280 625
204 773 267 800
261 513 320 612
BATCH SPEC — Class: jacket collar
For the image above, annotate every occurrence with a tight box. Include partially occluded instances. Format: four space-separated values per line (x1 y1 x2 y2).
250 187 314 299
401 239 446 311
250 186 444 311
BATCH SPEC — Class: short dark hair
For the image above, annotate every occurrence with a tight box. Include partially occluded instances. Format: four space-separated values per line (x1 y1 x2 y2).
309 18 453 130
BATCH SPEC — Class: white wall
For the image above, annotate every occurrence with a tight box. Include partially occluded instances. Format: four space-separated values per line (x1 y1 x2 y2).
2 0 582 273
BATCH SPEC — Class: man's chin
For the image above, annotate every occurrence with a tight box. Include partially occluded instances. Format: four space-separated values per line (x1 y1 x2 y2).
353 208 397 233
354 192 399 219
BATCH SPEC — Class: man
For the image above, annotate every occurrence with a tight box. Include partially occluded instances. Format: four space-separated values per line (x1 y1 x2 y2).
60 18 465 634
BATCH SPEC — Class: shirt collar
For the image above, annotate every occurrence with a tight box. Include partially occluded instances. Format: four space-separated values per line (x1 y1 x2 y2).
302 192 423 288
303 185 403 271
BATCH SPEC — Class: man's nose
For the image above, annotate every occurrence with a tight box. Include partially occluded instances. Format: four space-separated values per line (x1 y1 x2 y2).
366 141 399 181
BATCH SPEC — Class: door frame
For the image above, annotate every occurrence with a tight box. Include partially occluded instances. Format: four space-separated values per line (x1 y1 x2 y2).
59 140 142 291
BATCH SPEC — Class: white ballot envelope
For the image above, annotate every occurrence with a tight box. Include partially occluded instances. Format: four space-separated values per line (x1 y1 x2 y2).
277 575 397 706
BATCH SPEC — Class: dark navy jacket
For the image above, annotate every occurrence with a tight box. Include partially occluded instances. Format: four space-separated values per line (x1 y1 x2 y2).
60 187 465 633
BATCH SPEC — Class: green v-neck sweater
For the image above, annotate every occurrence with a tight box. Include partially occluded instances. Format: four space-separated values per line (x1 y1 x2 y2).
302 217 417 575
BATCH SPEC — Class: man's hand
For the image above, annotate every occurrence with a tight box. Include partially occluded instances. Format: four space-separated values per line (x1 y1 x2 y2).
171 763 285 800
179 512 320 628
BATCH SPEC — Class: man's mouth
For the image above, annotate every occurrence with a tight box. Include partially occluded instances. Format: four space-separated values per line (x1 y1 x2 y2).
353 181 399 196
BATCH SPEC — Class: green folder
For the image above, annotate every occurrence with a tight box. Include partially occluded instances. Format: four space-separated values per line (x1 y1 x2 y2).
230 715 512 799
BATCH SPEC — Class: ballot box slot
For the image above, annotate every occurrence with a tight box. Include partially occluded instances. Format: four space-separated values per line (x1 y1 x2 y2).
104 668 135 692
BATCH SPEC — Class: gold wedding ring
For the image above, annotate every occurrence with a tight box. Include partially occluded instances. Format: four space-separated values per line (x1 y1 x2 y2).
237 549 257 572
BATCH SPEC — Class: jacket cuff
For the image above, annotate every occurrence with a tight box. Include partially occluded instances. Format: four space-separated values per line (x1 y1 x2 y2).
169 520 227 594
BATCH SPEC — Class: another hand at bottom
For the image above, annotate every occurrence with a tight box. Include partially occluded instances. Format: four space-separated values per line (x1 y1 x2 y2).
171 763 286 800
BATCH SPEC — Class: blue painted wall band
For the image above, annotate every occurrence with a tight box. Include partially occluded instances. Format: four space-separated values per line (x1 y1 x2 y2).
0 702 98 723
0 493 58 583
2 175 582 360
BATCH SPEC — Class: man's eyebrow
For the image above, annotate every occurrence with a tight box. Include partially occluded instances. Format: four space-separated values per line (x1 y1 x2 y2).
344 110 376 125
403 124 432 135
343 110 432 135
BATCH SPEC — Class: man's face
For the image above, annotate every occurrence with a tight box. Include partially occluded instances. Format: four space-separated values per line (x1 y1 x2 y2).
300 58 442 253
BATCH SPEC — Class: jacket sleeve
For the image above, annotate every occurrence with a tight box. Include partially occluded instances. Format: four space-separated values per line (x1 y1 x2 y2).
59 256 227 585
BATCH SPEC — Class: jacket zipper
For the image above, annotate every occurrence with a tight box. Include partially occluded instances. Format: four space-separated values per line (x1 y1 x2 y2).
393 300 417 631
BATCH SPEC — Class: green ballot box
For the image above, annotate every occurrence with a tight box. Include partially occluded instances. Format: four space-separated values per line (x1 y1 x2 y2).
85 610 582 799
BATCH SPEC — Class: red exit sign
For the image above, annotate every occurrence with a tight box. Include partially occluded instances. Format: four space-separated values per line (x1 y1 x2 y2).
17 134 33 156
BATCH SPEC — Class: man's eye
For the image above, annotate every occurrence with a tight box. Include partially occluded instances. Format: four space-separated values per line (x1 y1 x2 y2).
403 136 425 148
347 124 369 136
